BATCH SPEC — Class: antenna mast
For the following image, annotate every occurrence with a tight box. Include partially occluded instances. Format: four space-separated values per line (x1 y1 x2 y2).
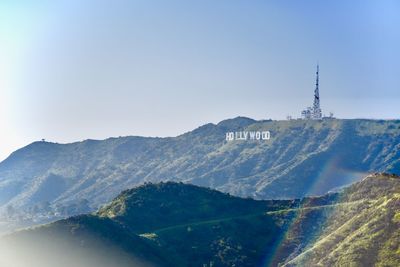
312 64 322 119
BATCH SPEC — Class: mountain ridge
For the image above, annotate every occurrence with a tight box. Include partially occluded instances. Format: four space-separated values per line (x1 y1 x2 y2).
1 117 400 223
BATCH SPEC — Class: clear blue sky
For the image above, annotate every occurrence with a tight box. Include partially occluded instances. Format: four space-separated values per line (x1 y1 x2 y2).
0 0 399 160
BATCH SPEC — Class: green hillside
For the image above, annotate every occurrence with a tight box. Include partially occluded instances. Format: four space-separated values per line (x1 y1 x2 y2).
1 118 400 225
283 173 400 267
97 182 292 233
3 173 399 267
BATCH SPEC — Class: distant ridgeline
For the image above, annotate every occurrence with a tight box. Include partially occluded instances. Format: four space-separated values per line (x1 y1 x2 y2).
0 117 400 223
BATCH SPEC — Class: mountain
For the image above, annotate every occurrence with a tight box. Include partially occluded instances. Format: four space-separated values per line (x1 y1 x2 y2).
2 174 399 267
1 118 400 221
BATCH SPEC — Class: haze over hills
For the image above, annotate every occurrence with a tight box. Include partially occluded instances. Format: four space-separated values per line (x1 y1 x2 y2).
1 173 399 267
1 117 400 224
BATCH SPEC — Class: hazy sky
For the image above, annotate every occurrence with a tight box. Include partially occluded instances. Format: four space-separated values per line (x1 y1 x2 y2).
0 0 399 160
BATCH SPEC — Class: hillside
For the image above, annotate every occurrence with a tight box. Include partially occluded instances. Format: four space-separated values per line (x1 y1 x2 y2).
282 173 400 267
0 181 325 267
0 215 172 267
1 118 400 222
2 174 399 267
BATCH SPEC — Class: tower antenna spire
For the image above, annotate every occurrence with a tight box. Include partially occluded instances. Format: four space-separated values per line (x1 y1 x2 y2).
312 63 322 119
300 64 323 120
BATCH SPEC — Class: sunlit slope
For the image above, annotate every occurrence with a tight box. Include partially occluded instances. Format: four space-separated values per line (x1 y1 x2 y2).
1 118 400 216
284 173 400 267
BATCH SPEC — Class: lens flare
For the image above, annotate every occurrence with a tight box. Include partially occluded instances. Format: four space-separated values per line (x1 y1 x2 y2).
260 157 368 266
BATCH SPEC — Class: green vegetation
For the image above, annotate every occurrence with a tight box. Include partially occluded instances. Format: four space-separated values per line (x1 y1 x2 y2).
4 173 399 266
284 173 400 266
1 118 400 222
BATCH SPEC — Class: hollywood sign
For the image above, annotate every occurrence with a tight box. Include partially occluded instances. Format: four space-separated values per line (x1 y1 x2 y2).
225 131 271 141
